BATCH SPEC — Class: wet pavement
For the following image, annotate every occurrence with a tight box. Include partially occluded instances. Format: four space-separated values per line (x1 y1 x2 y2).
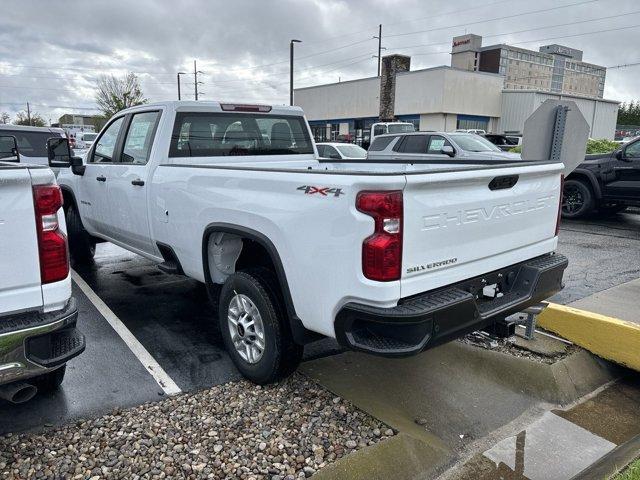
0 211 638 459
449 377 640 480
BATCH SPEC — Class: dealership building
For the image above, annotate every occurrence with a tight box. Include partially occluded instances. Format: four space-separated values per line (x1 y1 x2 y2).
295 37 619 142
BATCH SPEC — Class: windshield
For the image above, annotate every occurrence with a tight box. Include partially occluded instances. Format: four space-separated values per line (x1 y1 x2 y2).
450 133 502 152
83 133 97 141
336 144 366 158
387 124 415 134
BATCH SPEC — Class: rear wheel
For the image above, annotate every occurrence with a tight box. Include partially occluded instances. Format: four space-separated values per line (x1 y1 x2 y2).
218 268 302 384
66 205 96 264
562 179 594 219
32 366 66 393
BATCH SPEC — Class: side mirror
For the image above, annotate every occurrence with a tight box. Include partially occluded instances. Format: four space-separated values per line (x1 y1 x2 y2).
70 156 86 176
0 135 20 162
441 145 455 157
47 137 72 168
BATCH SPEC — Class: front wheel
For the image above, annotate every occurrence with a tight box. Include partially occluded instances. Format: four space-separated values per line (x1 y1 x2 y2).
218 269 302 384
562 179 594 219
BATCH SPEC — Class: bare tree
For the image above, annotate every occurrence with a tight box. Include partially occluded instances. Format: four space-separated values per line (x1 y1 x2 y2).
0 112 10 124
14 111 46 127
96 72 147 118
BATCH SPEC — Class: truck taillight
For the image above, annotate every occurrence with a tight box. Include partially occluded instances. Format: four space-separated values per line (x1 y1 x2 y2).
356 190 403 282
33 184 68 284
555 174 564 236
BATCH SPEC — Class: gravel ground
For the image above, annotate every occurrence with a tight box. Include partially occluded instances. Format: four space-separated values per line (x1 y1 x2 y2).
0 374 393 480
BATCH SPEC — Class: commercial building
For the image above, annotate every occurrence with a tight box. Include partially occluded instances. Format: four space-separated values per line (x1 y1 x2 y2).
53 114 107 133
451 34 606 98
296 43 618 141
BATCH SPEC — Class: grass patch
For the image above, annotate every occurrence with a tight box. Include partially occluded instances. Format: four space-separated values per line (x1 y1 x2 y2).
616 458 640 480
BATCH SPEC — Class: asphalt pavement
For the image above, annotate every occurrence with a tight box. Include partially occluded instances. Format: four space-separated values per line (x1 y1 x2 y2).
0 210 638 434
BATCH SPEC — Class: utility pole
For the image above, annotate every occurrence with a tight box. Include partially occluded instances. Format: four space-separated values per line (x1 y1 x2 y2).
26 102 31 126
374 24 383 77
193 61 205 101
290 39 302 106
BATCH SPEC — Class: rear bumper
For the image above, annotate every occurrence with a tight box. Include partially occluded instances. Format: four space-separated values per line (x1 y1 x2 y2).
0 299 85 385
335 253 568 357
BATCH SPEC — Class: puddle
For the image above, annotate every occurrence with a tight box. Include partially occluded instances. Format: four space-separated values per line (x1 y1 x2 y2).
450 377 640 480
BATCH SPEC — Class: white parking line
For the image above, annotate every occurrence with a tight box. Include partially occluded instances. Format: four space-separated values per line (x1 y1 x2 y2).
71 270 182 396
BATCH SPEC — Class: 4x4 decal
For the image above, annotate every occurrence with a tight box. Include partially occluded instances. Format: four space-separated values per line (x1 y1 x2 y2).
297 185 345 197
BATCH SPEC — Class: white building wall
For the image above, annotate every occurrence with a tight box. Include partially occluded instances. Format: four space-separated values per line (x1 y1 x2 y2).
499 90 618 139
294 77 379 121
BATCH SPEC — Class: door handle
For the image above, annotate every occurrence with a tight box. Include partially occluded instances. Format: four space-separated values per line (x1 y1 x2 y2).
131 179 145 186
96 175 106 182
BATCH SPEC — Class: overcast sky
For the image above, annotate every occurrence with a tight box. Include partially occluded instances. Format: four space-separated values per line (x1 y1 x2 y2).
0 0 638 123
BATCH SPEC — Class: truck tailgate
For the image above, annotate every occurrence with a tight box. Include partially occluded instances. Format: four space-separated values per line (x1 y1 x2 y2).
0 167 43 314
401 162 563 298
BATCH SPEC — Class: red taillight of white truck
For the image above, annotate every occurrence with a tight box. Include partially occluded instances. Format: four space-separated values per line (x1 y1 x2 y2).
33 184 68 284
555 174 565 236
356 190 403 281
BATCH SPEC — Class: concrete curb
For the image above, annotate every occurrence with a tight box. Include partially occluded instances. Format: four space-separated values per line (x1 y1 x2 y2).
570 433 640 479
538 302 640 371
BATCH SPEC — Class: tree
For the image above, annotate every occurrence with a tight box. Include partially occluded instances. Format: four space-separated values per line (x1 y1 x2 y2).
14 111 46 127
96 72 147 118
0 112 10 124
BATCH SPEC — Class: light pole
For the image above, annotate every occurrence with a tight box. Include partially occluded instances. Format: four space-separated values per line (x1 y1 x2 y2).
290 39 302 106
177 72 186 100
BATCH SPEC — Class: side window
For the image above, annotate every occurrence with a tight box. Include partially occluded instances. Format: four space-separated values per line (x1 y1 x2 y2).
121 111 161 164
91 117 124 163
400 135 428 154
316 145 325 157
370 135 397 151
625 140 640 159
427 135 451 154
324 146 341 159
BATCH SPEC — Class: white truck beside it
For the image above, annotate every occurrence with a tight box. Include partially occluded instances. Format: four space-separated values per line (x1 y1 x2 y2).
55 101 568 384
0 136 85 404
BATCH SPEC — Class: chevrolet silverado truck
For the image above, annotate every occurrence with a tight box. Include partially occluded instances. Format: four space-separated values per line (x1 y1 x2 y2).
0 136 85 404
562 136 640 218
55 101 568 384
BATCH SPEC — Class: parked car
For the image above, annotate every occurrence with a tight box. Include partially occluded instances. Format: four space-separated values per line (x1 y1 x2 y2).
367 132 522 162
455 128 486 135
75 132 97 149
483 134 521 151
316 142 367 160
562 136 640 218
56 101 566 385
363 121 415 149
0 124 66 167
0 136 85 404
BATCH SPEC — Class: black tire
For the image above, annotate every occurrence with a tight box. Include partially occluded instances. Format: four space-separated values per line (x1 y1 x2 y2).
32 366 66 392
66 205 96 264
562 179 594 219
218 268 302 384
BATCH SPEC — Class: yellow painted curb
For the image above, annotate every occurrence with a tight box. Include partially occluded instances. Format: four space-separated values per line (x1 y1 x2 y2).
538 303 640 372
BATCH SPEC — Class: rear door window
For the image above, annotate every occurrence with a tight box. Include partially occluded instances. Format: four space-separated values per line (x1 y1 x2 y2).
369 135 397 151
170 112 313 157
399 135 428 154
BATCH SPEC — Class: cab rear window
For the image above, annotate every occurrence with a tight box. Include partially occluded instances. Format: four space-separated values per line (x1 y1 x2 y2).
169 112 314 157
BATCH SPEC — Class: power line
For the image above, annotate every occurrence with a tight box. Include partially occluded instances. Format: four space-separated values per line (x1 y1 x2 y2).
387 11 640 51
385 0 600 39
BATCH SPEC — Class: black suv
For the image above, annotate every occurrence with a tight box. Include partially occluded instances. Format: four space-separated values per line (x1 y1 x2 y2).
562 137 640 218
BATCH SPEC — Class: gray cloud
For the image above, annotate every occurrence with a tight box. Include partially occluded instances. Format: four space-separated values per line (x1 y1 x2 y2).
0 0 638 122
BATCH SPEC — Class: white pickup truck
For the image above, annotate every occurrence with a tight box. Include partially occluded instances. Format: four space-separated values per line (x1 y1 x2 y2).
55 101 567 384
0 137 84 403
